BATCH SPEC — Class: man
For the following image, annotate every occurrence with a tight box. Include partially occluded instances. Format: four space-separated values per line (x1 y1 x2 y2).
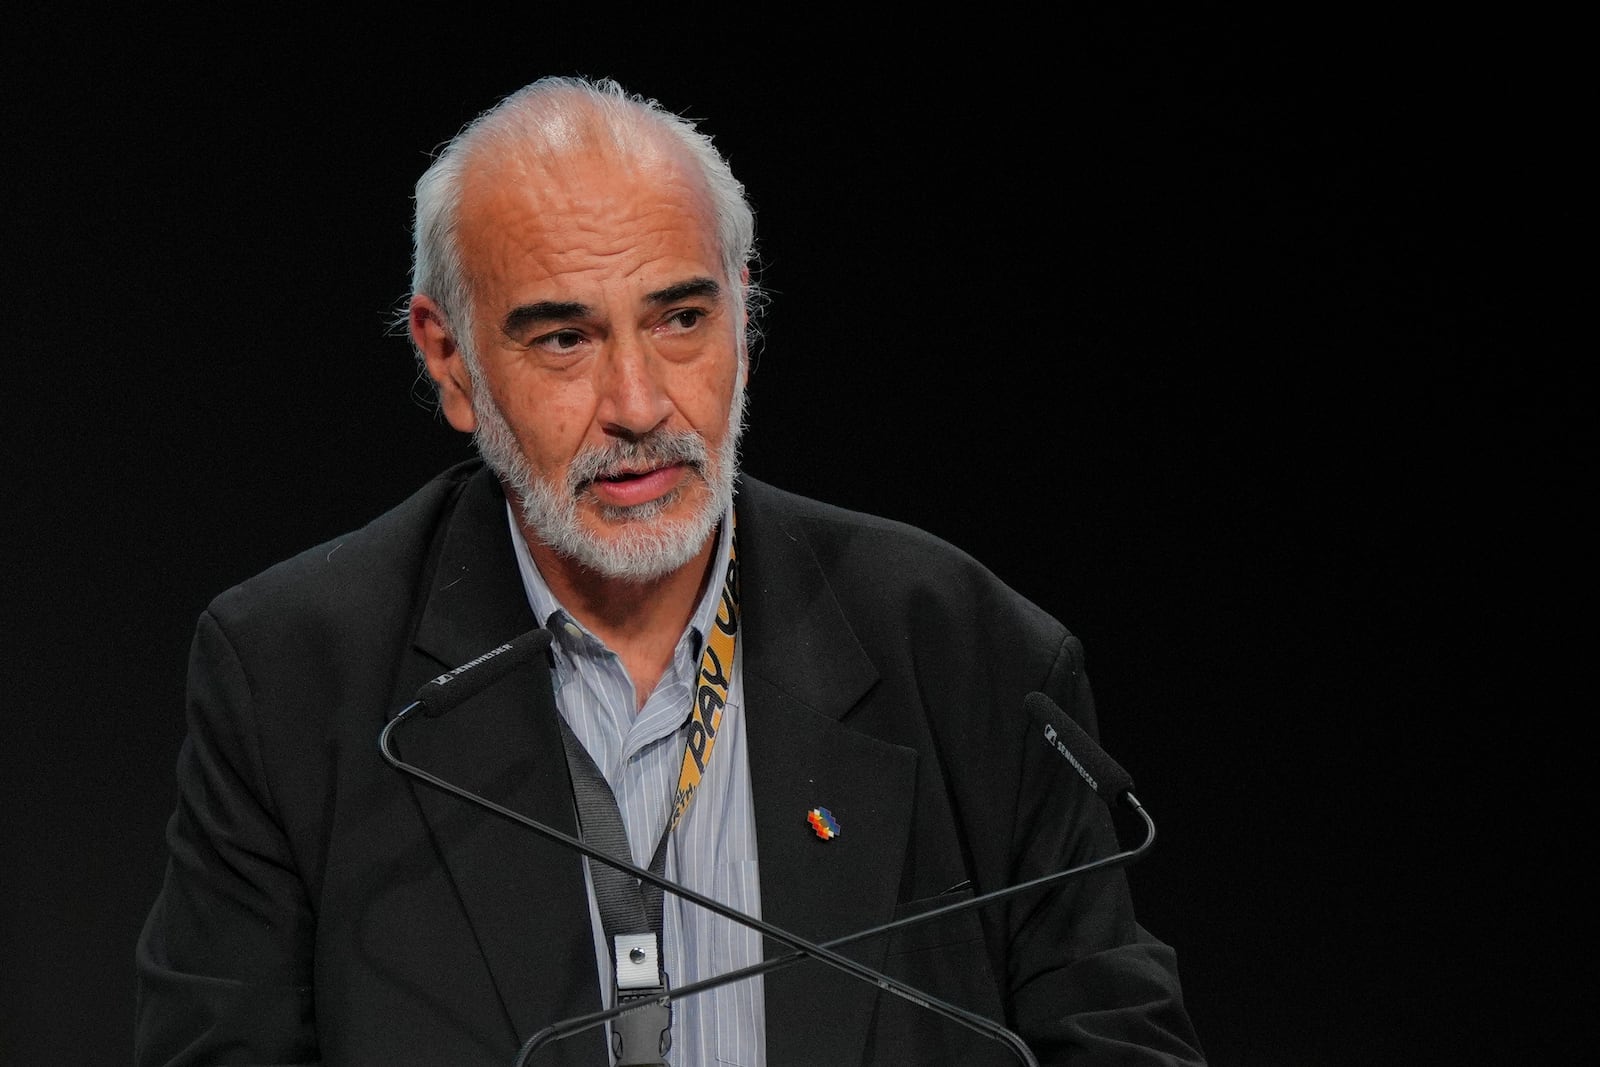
136 76 1206 1066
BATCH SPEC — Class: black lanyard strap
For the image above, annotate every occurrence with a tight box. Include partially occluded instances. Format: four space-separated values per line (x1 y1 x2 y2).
557 715 672 1065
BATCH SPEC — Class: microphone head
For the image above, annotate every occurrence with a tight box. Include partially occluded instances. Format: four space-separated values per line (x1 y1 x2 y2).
1023 691 1135 803
414 629 553 717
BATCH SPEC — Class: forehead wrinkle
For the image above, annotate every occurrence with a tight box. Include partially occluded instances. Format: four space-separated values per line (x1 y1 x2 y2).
466 163 708 264
457 140 727 319
470 134 702 222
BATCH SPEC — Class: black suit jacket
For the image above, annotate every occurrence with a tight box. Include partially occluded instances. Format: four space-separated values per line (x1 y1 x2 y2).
136 462 1204 1066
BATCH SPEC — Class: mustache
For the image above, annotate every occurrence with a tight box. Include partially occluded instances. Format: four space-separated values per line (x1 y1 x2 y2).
567 430 710 494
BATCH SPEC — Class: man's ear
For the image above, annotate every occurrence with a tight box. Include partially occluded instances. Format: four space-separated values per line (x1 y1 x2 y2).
409 295 477 433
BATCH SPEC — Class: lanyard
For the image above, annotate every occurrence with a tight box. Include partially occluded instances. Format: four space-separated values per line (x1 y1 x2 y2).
556 523 740 1065
669 519 740 833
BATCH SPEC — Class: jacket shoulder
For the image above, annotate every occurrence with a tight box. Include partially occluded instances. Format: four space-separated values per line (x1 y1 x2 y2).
737 475 1071 647
204 461 487 641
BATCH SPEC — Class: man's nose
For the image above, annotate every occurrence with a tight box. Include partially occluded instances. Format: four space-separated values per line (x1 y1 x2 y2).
594 334 673 439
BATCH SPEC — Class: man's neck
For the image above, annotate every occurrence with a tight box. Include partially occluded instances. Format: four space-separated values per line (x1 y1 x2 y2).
524 524 719 707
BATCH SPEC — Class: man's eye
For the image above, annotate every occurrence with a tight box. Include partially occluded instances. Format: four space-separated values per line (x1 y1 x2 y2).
535 329 586 351
667 309 705 329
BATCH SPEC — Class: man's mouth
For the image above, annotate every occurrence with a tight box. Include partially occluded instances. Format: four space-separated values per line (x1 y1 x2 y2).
569 431 708 503
597 466 661 483
585 463 688 508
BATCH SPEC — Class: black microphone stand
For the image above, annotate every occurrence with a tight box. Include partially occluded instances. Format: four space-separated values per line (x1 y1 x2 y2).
380 700 1044 1067
512 800 1154 1066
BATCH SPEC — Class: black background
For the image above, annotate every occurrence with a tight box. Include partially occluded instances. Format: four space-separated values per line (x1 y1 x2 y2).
4 8 1578 1065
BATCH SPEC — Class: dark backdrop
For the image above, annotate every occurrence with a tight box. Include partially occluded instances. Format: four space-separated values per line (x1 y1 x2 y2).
4 8 1576 1065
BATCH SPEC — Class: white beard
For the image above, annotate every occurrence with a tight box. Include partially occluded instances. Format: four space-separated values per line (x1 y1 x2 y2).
469 373 746 583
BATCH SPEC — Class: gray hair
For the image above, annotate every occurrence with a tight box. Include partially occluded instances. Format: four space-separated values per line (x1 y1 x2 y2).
405 75 762 388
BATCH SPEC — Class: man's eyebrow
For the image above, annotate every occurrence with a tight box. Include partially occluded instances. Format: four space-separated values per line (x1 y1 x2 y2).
501 300 591 338
645 277 722 306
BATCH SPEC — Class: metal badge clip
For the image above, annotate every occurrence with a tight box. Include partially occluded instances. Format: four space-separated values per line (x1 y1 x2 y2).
611 933 671 1066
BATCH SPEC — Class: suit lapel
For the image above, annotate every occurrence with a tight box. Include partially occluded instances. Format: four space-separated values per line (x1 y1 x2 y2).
387 470 607 1062
738 481 919 1066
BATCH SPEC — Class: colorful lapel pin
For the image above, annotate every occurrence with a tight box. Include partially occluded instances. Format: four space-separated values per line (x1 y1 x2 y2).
806 806 840 840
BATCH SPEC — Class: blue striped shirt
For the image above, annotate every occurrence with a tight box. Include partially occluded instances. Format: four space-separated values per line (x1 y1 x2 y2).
506 506 766 1066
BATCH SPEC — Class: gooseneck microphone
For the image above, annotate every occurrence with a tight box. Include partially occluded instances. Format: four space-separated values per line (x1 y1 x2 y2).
517 689 1157 1064
383 636 1156 1067
379 632 1042 1066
